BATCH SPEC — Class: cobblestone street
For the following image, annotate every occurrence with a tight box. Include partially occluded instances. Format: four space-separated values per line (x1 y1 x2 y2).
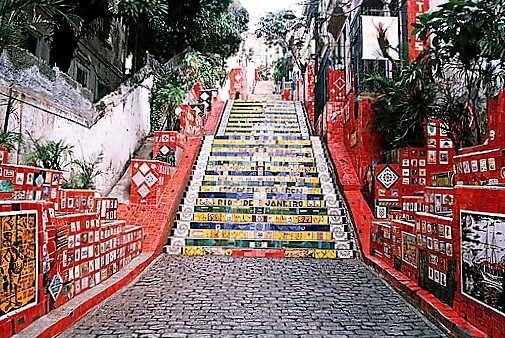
60 255 447 338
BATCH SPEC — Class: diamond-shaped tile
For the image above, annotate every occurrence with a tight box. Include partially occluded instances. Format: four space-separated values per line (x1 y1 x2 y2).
159 145 170 155
376 165 399 190
139 163 150 175
132 172 145 186
161 134 169 142
144 172 158 187
137 184 150 198
200 92 210 101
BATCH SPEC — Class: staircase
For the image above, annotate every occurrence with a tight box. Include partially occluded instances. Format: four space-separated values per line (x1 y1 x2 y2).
165 100 357 259
249 81 279 101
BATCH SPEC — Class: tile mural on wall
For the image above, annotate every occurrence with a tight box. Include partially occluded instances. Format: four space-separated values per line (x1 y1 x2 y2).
0 211 38 318
461 210 505 315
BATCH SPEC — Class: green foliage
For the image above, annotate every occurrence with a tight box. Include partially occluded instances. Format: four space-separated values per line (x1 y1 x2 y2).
65 152 103 190
256 10 306 77
150 63 195 132
25 133 73 170
272 56 293 83
365 60 437 150
0 130 21 151
118 0 248 66
255 10 304 49
413 0 505 145
0 0 82 51
183 51 226 88
185 5 248 59
112 0 168 28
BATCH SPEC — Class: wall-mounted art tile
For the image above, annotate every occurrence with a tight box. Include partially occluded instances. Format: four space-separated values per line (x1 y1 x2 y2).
337 250 354 259
377 166 400 189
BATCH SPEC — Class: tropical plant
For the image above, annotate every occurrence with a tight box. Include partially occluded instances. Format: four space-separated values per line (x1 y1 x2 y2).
183 52 226 88
150 63 195 132
364 59 437 150
110 0 168 72
0 130 21 151
256 10 307 91
67 152 103 189
25 133 73 170
0 0 82 51
272 56 293 83
413 0 505 145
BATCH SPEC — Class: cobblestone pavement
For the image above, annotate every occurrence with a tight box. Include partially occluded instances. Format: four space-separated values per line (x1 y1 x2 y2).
60 255 448 338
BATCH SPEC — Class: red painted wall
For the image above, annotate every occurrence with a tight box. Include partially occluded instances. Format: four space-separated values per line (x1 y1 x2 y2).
453 186 505 338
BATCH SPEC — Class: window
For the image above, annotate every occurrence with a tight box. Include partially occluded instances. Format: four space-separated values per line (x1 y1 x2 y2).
26 33 38 56
76 65 88 87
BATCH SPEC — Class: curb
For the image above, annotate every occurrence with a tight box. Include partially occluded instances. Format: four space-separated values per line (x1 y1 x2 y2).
14 252 156 338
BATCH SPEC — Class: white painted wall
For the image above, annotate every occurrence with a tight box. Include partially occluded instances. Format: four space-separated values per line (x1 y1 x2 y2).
0 75 153 195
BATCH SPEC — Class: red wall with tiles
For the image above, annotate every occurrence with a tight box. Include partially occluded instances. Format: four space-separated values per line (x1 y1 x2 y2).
229 68 248 100
452 186 505 337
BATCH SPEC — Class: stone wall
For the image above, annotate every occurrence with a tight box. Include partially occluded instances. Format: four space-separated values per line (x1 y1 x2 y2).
0 68 153 195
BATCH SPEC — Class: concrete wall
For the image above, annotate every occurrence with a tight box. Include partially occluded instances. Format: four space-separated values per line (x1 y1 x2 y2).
0 71 152 195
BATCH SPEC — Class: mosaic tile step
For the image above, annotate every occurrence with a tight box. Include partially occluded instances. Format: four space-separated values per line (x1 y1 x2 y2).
164 246 354 259
213 136 311 142
209 152 314 158
178 221 332 232
182 229 333 241
227 118 299 123
211 145 314 151
172 220 349 235
224 127 302 132
205 160 316 166
188 213 330 224
204 165 318 173
207 156 315 163
201 175 321 184
198 186 322 194
196 192 325 200
203 171 319 178
192 198 330 208
192 205 329 215
181 238 336 250
196 180 323 188
190 183 335 195
210 147 314 153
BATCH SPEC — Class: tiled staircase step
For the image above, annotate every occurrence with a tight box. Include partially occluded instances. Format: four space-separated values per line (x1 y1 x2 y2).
192 205 329 215
178 222 332 231
182 198 330 208
198 185 323 193
182 229 333 240
164 246 354 259
170 228 351 241
178 238 337 250
213 137 311 142
202 171 320 178
165 100 358 259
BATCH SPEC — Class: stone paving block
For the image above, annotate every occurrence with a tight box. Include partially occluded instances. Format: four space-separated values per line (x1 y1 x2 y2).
59 255 448 338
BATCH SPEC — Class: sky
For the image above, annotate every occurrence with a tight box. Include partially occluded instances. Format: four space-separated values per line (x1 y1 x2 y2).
240 0 302 29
